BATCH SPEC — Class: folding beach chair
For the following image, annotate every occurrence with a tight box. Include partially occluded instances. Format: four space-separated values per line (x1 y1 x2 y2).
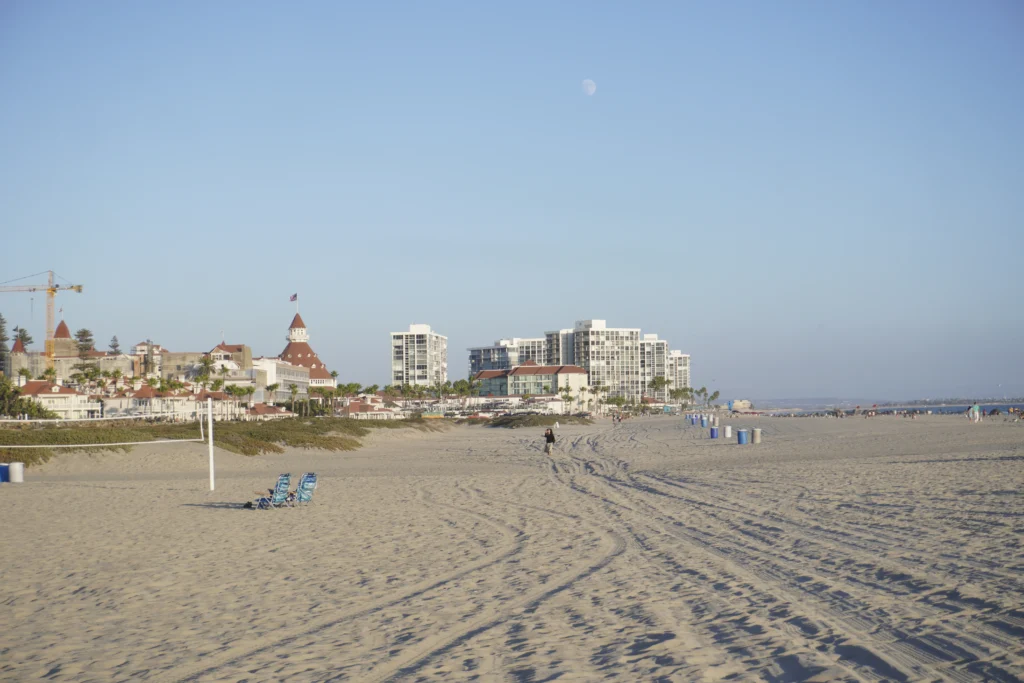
254 473 291 510
293 472 318 505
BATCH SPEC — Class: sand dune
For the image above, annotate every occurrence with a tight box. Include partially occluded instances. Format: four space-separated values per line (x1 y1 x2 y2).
2 415 1022 681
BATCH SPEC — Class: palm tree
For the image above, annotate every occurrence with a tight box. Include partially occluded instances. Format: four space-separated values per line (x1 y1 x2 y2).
589 385 603 416
111 369 123 388
289 384 298 412
364 384 380 397
265 383 279 406
560 386 574 415
197 355 215 378
211 378 225 392
16 367 31 384
648 377 671 403
244 385 256 408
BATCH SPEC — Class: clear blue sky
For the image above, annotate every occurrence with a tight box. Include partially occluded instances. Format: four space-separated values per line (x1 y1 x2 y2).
2 1 1021 399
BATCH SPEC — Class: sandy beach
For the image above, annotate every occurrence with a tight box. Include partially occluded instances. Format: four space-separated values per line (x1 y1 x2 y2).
2 415 1022 681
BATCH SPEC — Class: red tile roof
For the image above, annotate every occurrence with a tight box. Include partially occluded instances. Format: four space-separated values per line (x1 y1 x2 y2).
214 343 246 353
310 366 333 380
54 321 71 339
10 338 25 353
477 365 588 379
195 390 232 401
340 401 389 415
289 313 306 330
131 385 161 399
20 381 81 396
248 403 293 416
510 364 587 376
279 341 331 375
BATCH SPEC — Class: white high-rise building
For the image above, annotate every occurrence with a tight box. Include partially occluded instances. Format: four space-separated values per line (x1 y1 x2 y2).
640 334 670 401
468 320 691 405
667 350 691 396
544 328 575 366
391 324 448 386
572 320 641 401
467 337 546 377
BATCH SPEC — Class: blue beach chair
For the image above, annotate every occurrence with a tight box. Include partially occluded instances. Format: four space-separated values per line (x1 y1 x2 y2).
254 474 291 510
293 472 318 505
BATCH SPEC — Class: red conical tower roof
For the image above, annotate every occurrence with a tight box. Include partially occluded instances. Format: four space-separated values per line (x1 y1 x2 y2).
54 321 71 339
11 338 25 353
289 313 306 330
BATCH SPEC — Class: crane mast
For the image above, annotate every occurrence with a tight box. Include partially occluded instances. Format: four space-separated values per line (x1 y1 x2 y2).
0 270 83 369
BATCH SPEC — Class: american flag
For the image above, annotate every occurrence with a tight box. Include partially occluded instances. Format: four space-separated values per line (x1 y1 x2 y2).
289 293 297 302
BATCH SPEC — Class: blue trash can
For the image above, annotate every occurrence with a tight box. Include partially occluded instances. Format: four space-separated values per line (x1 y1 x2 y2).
737 429 749 445
0 463 8 483
710 426 719 439
700 417 708 428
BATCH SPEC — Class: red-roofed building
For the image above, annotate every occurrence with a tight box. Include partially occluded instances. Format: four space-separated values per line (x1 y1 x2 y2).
278 314 335 389
18 381 101 419
210 343 253 370
339 399 400 420
473 363 589 398
246 403 294 421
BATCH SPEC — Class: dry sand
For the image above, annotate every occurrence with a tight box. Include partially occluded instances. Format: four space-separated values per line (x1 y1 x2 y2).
2 415 1022 681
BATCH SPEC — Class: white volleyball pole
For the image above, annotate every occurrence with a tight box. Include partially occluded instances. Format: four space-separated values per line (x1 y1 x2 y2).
208 397 215 491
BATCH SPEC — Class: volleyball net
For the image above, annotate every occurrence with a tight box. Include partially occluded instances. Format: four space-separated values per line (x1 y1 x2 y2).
0 399 219 489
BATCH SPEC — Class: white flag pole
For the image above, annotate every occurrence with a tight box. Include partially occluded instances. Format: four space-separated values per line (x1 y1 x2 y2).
208 397 215 491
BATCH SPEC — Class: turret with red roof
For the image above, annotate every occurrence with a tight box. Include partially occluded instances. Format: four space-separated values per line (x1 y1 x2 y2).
278 313 335 388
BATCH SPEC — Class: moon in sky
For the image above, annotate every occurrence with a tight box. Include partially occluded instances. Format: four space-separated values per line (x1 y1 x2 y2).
582 79 596 96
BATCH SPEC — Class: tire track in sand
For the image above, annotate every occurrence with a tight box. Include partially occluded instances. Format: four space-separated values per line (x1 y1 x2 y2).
357 484 626 682
174 485 524 683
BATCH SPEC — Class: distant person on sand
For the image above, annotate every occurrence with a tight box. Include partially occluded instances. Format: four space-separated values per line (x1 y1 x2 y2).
972 402 982 423
543 428 556 455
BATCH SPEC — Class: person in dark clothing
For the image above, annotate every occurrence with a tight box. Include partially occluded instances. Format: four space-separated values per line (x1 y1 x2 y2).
543 428 556 455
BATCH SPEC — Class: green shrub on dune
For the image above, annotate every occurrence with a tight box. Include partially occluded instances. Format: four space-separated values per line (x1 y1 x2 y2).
0 417 446 467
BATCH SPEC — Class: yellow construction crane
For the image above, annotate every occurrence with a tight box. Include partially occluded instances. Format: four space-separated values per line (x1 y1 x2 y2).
0 270 83 369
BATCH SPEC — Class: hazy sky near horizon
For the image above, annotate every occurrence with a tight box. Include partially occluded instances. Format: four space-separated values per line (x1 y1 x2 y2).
2 1 1022 399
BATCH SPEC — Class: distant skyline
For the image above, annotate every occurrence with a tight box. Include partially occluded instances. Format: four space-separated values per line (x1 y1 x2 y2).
2 2 1021 399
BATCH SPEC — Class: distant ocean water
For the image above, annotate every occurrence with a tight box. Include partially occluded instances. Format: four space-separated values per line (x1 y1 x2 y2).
911 404 1024 415
783 404 1024 416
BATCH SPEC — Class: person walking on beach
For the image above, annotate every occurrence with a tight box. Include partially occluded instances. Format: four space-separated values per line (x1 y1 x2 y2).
543 428 556 455
972 402 982 423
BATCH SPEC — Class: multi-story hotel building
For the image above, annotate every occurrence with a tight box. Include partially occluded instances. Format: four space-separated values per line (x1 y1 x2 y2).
572 320 642 401
474 361 588 398
467 337 546 376
640 334 670 401
667 350 691 395
391 324 448 386
468 319 690 404
252 357 310 403
544 329 575 366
